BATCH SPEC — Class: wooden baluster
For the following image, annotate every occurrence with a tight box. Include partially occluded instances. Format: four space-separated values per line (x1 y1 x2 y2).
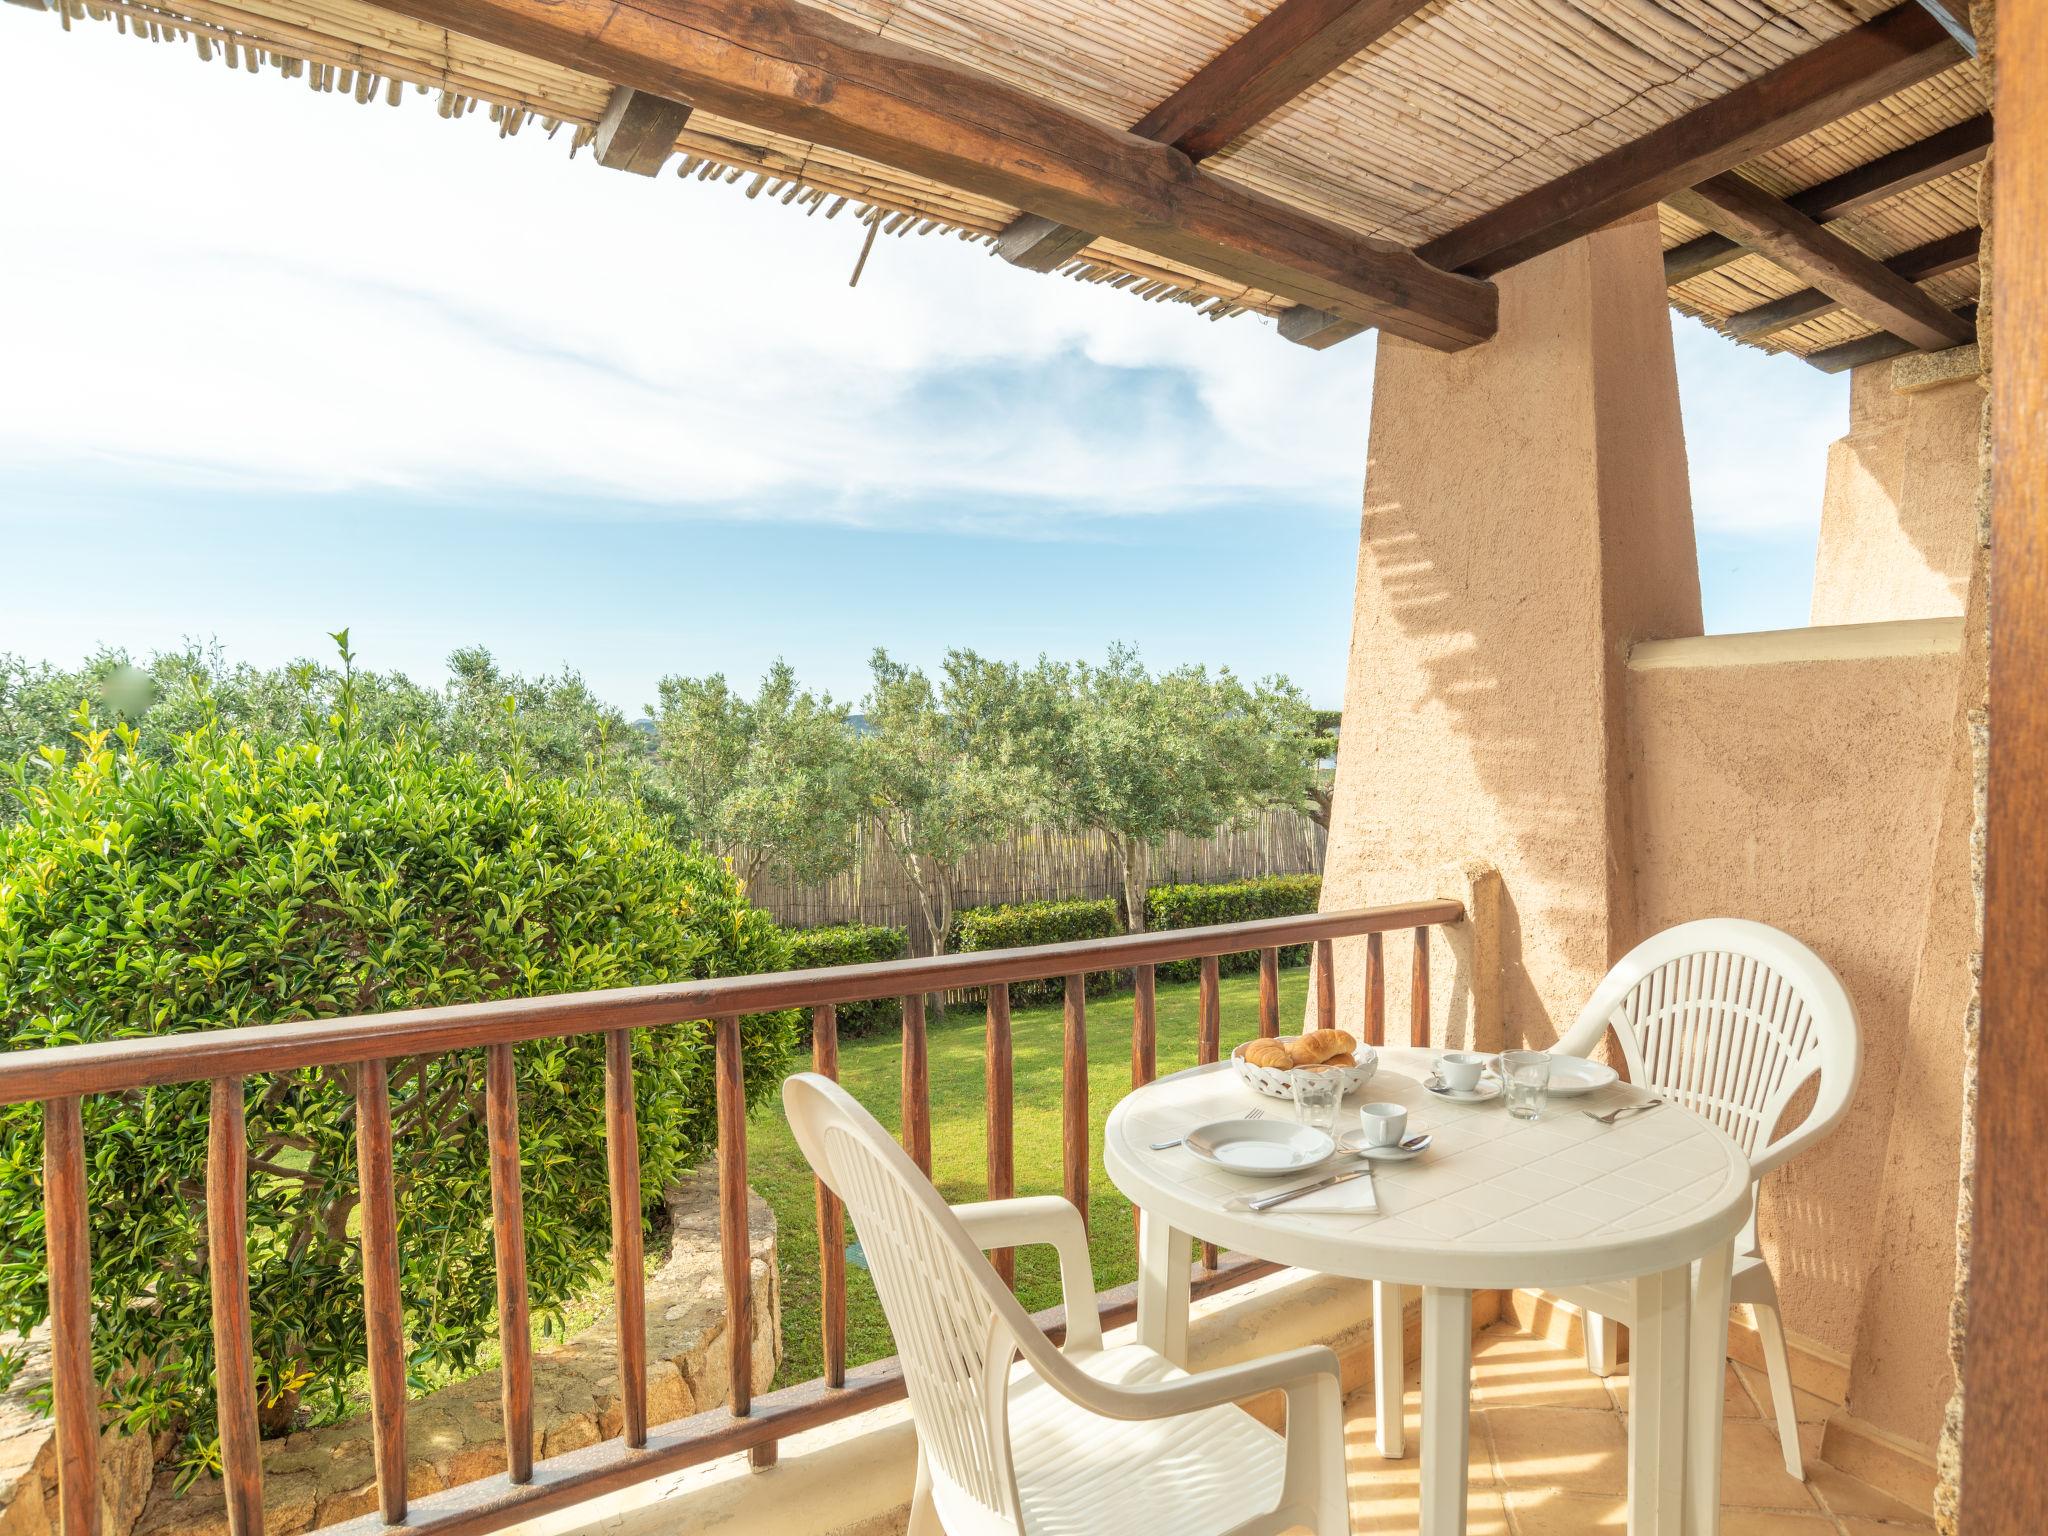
813 1006 850 1374
1258 948 1280 1037
604 1029 649 1446
1365 932 1386 1048
714 1016 773 1468
985 989 1017 1288
901 992 932 1176
353 1061 408 1526
1315 938 1336 1032
485 1044 534 1482
1130 964 1157 1246
1198 956 1221 1271
44 1098 98 1536
207 1079 264 1536
1411 927 1431 1048
1062 975 1088 1230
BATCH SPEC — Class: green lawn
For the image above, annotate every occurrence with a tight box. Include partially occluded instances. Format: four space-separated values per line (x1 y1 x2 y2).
747 966 1310 1388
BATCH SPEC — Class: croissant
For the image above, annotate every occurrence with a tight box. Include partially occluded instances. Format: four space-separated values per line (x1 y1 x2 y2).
1286 1029 1357 1065
1323 1052 1358 1068
1242 1038 1293 1070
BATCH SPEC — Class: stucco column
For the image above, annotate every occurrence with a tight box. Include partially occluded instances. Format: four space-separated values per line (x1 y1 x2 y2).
1320 210 1701 1049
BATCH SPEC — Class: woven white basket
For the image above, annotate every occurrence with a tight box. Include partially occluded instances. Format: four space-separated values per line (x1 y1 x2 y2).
1230 1042 1380 1101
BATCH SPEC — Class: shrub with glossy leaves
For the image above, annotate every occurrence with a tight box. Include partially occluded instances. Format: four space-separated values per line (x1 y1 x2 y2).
0 684 795 1479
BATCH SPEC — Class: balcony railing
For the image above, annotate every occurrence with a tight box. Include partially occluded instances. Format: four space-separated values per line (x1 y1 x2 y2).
0 898 1464 1536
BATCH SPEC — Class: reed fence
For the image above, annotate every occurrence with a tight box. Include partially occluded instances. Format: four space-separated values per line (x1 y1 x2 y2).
747 809 1327 933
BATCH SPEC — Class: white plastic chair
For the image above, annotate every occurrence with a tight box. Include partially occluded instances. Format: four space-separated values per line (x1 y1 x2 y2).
1544 919 1861 1480
782 1072 1352 1536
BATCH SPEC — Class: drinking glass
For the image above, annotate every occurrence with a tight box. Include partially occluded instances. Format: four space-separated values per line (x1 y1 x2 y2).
1292 1069 1343 1136
1501 1050 1551 1121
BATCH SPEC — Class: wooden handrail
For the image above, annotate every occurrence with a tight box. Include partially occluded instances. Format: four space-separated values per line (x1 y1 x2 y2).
0 901 1463 1106
18 896 1464 1536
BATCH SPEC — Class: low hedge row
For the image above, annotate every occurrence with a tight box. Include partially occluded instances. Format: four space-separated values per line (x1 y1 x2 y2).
952 897 1122 1005
783 874 1323 1021
1147 873 1322 984
783 922 909 1036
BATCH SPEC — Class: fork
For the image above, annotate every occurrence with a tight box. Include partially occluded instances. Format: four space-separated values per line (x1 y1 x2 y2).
1584 1098 1663 1126
1152 1106 1263 1150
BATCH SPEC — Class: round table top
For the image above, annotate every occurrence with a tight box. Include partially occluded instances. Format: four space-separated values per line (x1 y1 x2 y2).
1103 1049 1753 1290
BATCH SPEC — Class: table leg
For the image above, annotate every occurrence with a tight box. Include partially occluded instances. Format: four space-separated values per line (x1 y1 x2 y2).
1629 1264 1692 1536
1686 1239 1735 1536
1135 1207 1191 1367
1374 1280 1407 1459
1420 1286 1472 1536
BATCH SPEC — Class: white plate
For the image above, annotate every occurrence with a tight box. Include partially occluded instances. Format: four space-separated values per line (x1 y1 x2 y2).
1539 1057 1621 1097
1337 1130 1426 1162
1425 1075 1502 1103
1184 1119 1337 1177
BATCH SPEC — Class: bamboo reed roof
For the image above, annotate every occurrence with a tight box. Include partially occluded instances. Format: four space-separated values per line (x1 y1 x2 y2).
22 0 1990 359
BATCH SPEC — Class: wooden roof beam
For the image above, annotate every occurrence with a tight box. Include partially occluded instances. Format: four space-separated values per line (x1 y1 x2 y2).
1664 112 1991 284
998 0 1430 306
1420 4 1967 278
1666 172 1974 350
1725 226 1979 340
1805 304 1975 373
363 0 1496 349
594 85 694 175
1915 0 1977 56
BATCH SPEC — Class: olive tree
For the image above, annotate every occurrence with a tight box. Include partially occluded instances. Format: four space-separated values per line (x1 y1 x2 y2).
0 655 795 1480
860 649 1029 960
652 661 864 888
1003 645 1318 930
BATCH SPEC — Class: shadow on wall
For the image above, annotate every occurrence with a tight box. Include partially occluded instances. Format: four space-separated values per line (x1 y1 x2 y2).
1328 211 1701 1048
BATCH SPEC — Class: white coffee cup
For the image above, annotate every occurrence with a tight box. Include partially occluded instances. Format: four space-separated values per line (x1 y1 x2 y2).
1437 1051 1490 1092
1359 1102 1408 1148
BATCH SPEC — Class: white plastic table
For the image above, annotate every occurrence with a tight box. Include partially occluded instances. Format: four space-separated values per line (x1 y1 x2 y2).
1103 1050 1753 1536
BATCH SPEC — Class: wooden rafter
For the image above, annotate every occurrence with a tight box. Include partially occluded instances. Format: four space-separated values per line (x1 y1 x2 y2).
361 0 1497 348
1725 226 1979 341
999 0 1432 297
1914 0 1976 57
1419 4 1967 278
1665 113 1991 284
1667 172 1974 350
1804 303 1974 373
593 85 694 175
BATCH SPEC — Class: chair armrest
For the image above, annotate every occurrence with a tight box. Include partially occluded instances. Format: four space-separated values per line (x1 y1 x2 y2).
952 1196 1101 1351
1032 1343 1351 1433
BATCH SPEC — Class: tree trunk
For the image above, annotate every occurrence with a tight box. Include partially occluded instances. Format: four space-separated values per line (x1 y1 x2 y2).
1117 838 1150 934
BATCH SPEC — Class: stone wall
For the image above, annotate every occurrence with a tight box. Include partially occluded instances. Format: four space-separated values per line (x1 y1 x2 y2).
0 1172 777 1536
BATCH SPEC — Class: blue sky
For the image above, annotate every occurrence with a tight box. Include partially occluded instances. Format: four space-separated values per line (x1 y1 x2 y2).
0 14 1844 710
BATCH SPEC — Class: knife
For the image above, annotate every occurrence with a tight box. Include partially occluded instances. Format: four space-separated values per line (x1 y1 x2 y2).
1247 1167 1373 1213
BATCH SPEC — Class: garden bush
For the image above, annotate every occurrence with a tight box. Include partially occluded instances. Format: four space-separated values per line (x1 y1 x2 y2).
950 898 1120 1005
0 674 795 1481
785 923 907 1036
1148 874 1322 984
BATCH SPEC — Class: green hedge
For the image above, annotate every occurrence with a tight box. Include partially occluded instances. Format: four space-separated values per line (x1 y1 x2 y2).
951 898 1121 1005
785 923 908 1036
1148 873 1322 984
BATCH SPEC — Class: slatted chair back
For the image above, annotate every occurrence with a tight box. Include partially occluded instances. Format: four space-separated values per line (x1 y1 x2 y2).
1557 919 1860 1180
784 1071 1088 1535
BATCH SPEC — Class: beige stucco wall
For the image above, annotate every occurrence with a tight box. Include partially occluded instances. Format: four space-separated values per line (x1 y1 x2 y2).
1319 207 1699 1049
1626 621 1967 1449
1810 363 1981 626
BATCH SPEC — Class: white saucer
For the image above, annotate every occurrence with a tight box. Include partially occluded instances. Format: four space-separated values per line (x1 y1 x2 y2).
1425 1074 1503 1103
1539 1057 1621 1097
1338 1130 1426 1162
1184 1119 1336 1178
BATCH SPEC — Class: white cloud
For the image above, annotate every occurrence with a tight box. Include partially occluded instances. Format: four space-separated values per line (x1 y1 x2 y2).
0 19 1373 524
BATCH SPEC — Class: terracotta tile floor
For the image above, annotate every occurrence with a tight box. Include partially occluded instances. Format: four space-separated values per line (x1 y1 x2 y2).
1340 1323 1933 1535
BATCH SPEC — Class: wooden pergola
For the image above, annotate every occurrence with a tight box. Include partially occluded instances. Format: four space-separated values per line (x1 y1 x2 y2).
22 0 1990 371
